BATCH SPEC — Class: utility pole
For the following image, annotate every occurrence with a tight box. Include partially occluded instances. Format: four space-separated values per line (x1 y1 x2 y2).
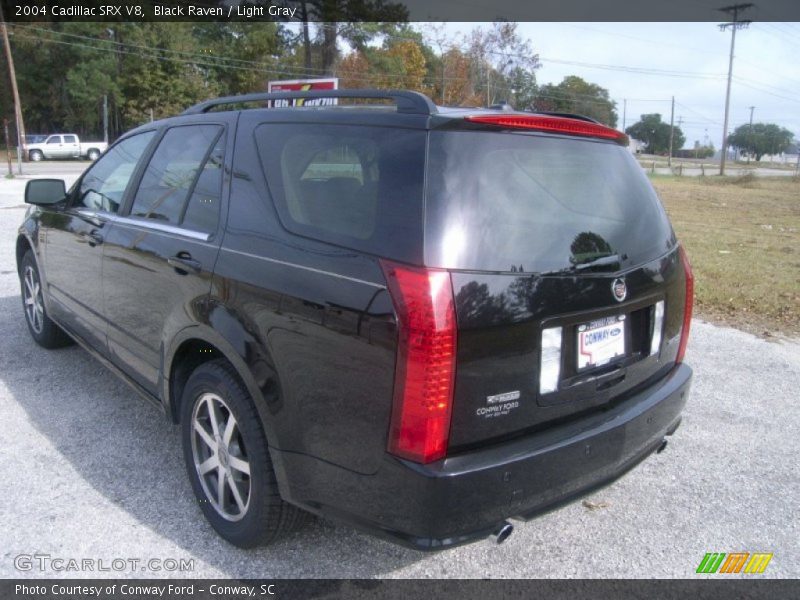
103 95 109 144
668 96 675 168
0 4 26 172
622 98 627 131
718 3 753 176
441 58 447 105
3 118 12 177
747 105 755 163
486 61 491 107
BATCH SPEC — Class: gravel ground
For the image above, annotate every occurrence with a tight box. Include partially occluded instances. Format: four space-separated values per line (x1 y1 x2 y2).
0 163 798 578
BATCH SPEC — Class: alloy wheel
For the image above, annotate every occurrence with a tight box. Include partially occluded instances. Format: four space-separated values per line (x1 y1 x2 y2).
190 392 251 521
23 265 44 334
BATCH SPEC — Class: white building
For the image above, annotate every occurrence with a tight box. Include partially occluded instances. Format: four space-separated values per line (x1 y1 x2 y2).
759 143 799 164
628 138 645 154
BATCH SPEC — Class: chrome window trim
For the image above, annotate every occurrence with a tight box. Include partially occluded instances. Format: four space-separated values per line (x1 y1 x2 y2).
110 215 212 242
222 247 385 289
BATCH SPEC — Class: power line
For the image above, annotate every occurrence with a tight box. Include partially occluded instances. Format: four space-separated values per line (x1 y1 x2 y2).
8 25 674 109
8 21 797 141
674 101 723 126
733 76 800 102
732 76 800 104
315 21 731 81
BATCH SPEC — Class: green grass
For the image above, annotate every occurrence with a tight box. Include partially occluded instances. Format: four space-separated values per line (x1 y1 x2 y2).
653 176 800 337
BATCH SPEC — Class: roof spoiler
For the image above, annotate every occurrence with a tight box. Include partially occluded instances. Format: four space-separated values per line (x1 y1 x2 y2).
464 114 628 145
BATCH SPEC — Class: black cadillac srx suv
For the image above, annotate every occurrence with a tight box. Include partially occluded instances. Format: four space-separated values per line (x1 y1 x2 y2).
17 90 693 550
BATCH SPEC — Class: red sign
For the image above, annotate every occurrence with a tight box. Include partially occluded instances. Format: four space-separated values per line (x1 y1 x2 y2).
268 78 338 106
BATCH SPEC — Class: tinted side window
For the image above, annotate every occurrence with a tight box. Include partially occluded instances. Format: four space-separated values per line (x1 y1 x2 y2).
63 135 77 144
76 131 155 214
46 136 61 145
181 134 225 234
255 124 426 263
130 125 222 225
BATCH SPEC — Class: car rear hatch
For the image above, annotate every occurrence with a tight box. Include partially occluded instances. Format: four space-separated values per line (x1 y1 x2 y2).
417 113 693 452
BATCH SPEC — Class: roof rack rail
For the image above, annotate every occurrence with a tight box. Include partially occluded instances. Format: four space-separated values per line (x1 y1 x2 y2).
182 89 438 116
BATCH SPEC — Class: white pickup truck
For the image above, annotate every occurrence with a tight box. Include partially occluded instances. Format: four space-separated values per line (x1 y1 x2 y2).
27 134 108 162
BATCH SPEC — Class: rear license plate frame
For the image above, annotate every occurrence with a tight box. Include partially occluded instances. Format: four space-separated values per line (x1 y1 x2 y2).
576 314 626 371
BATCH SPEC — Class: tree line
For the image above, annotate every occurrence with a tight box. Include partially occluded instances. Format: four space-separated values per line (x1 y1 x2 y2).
2 8 795 160
1 20 622 141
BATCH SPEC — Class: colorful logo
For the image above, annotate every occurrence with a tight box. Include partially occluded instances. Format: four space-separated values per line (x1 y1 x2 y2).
696 552 773 574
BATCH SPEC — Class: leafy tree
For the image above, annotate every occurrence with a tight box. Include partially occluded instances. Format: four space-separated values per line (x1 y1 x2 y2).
507 66 537 111
302 5 409 74
0 20 547 143
5 23 70 136
117 24 216 125
625 113 685 155
728 122 794 160
337 38 430 95
382 40 427 90
439 48 474 106
193 22 285 95
533 76 617 127
337 51 373 89
466 22 540 106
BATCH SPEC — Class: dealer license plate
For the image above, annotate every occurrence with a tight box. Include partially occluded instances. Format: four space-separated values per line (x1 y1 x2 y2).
577 315 626 370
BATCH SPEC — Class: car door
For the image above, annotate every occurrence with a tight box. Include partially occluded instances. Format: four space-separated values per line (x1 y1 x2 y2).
62 134 81 159
42 130 157 352
43 135 63 159
102 121 231 393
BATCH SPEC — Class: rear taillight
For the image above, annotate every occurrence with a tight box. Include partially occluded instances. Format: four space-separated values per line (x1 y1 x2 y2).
464 114 628 145
676 245 694 363
380 260 457 464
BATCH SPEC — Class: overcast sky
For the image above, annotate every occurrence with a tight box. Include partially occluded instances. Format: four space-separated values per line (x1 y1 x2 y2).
436 22 800 150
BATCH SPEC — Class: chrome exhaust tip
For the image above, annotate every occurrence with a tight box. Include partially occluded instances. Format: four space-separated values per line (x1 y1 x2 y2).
492 522 514 544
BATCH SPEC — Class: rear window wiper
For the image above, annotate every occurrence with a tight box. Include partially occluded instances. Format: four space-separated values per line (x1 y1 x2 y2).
538 253 621 276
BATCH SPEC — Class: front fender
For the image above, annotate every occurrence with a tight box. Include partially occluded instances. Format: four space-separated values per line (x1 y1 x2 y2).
16 213 55 315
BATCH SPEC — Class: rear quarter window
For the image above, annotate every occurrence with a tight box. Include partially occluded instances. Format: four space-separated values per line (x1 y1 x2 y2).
255 123 426 263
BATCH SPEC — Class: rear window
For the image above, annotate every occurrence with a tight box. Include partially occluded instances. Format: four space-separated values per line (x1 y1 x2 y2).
425 130 676 273
255 123 426 263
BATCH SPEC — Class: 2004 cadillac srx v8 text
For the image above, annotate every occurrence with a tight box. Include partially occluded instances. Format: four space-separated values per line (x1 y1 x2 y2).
16 90 693 550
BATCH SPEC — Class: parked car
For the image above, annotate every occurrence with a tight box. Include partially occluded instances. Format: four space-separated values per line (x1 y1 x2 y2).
26 133 108 162
16 90 693 550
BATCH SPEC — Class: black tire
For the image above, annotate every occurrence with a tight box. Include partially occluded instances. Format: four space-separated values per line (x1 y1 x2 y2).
87 149 100 161
180 359 306 547
19 250 72 349
29 150 43 162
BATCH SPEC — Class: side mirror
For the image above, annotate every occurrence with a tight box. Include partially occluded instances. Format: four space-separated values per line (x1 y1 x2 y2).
25 179 66 206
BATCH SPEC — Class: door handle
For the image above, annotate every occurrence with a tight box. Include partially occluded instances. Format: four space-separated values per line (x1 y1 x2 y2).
168 253 202 275
82 230 104 246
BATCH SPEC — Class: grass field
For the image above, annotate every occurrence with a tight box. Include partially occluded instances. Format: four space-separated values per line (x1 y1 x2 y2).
652 175 800 337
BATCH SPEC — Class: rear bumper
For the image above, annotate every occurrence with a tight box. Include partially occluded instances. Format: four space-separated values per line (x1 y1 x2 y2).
271 363 692 550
